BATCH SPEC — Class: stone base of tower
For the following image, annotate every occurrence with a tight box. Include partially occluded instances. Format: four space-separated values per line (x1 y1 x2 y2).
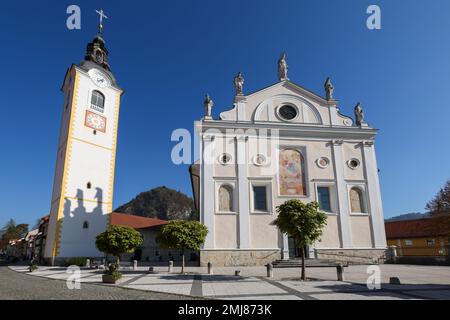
315 248 387 265
199 249 281 267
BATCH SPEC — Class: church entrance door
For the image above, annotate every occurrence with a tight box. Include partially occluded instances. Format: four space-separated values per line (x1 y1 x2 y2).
288 237 308 259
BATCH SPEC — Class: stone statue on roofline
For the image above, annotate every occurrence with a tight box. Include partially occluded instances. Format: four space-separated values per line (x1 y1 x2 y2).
354 102 364 127
204 94 214 119
324 77 334 100
278 53 288 81
234 72 244 96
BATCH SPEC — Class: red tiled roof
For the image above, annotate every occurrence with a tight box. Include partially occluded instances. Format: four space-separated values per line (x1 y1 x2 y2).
385 216 450 239
110 212 168 229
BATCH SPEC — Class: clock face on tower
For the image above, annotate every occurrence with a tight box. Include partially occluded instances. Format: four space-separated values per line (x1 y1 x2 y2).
88 69 110 88
85 110 107 132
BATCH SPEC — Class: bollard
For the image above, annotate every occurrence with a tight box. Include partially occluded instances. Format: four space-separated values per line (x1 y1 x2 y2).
266 263 274 278
389 277 401 285
336 263 344 281
148 266 154 274
133 260 138 271
207 262 213 275
235 270 241 276
85 259 91 268
168 261 174 273
388 246 398 264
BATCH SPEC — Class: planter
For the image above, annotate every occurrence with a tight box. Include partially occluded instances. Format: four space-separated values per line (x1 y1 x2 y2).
102 274 119 284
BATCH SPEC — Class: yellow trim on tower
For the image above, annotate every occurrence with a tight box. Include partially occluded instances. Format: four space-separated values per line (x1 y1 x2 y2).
52 69 80 258
107 92 122 227
64 196 112 204
72 137 113 151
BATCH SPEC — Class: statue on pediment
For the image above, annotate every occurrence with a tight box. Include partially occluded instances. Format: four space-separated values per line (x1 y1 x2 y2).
278 53 288 81
324 77 334 100
354 102 364 127
204 94 214 118
234 72 244 95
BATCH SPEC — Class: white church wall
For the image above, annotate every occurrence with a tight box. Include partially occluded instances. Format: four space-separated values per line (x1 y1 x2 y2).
249 215 279 249
213 135 237 177
343 142 365 181
315 215 341 248
214 214 238 249
350 215 374 248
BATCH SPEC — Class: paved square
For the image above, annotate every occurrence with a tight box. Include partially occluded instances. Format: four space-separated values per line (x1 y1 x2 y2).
8 264 450 300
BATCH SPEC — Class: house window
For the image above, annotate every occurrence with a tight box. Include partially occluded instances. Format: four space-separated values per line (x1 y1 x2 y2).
279 149 307 196
218 185 234 212
404 239 413 246
317 186 332 212
350 187 365 213
426 239 435 246
91 90 105 113
253 186 268 212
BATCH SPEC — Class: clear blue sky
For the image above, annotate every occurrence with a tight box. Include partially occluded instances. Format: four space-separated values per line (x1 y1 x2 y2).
1 0 449 228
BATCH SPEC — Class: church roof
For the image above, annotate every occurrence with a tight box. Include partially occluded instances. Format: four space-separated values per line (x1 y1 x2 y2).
110 212 168 230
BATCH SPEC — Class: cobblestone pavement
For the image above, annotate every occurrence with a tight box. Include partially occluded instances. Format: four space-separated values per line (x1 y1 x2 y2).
6 264 450 300
0 266 195 300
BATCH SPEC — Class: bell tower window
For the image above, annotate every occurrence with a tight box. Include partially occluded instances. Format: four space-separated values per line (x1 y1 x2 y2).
91 90 105 113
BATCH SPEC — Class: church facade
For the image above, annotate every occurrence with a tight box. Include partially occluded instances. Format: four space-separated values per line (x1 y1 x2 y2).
44 17 123 265
191 55 387 266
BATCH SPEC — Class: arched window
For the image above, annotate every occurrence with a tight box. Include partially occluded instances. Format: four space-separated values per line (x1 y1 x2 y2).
218 185 234 212
91 90 105 113
82 221 89 229
350 187 365 213
279 149 306 196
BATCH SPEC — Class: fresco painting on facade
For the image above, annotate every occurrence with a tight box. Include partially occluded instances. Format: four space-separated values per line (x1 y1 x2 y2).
279 149 306 196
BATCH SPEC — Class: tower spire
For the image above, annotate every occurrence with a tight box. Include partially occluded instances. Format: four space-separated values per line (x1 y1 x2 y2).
83 9 111 70
95 9 108 34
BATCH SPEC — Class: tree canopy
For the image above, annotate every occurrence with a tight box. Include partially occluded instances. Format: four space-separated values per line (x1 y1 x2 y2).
156 220 208 273
426 179 450 215
2 219 29 241
272 199 327 280
272 200 328 246
156 220 208 251
95 225 143 259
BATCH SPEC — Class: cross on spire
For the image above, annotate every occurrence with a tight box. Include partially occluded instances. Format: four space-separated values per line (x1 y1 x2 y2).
95 9 108 34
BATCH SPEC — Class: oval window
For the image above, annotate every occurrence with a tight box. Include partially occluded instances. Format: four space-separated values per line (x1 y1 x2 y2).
278 105 298 120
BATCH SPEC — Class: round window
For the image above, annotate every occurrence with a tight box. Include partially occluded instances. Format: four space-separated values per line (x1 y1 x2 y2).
219 153 232 165
253 154 267 166
278 105 298 121
347 158 360 170
316 157 330 169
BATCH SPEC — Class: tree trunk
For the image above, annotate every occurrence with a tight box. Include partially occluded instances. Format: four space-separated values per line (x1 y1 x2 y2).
181 249 185 274
300 246 306 281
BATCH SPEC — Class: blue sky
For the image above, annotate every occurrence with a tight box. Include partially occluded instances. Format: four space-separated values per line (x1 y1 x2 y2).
0 0 449 228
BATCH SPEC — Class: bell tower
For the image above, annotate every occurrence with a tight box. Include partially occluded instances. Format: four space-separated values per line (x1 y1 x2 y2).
44 10 124 265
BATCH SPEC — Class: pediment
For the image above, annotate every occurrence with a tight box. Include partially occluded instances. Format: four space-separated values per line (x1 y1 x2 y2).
220 80 333 125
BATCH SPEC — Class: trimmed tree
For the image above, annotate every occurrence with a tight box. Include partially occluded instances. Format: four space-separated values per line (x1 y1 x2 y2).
156 220 208 274
95 225 143 267
272 200 327 281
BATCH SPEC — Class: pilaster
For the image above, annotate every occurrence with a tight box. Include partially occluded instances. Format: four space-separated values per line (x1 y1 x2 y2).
331 139 353 248
361 141 387 248
236 135 250 249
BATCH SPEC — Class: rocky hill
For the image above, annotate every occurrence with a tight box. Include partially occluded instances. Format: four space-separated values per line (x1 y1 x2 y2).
114 186 198 221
